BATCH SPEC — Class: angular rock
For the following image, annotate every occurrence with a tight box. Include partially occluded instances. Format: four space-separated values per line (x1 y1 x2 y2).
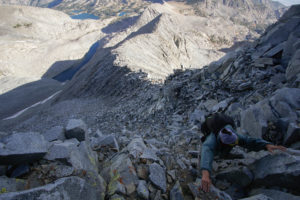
69 141 99 173
170 181 184 200
141 148 160 162
126 136 147 159
145 138 167 148
44 139 78 161
188 180 232 200
240 103 269 139
211 98 234 112
216 166 253 187
270 87 300 122
263 42 285 58
65 119 87 141
45 140 99 173
176 158 186 169
254 57 274 66
137 165 148 180
101 153 138 195
0 132 48 165
92 135 119 152
0 177 103 200
149 163 166 193
286 49 300 80
43 126 65 142
250 188 300 200
110 194 125 200
284 122 300 146
137 180 149 200
189 109 206 124
269 73 286 85
239 194 273 200
108 178 126 196
54 165 74 178
251 153 300 190
237 81 253 91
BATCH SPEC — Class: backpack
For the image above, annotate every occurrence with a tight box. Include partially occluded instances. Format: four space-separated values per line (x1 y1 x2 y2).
200 113 235 142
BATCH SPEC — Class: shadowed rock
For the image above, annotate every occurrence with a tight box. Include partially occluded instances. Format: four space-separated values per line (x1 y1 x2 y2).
0 132 48 165
0 176 102 200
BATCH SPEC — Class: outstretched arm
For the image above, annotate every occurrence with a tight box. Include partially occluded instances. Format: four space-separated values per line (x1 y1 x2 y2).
200 133 217 192
237 133 286 152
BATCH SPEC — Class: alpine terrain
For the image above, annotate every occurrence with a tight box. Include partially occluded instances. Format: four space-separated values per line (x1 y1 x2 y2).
0 1 300 200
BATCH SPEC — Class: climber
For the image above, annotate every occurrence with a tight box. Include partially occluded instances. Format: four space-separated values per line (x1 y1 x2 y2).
199 113 286 192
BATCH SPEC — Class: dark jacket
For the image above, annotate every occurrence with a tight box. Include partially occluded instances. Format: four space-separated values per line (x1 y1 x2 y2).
200 125 271 173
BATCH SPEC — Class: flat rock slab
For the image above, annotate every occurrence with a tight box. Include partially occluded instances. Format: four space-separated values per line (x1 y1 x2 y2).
0 132 48 165
0 176 100 200
149 163 166 193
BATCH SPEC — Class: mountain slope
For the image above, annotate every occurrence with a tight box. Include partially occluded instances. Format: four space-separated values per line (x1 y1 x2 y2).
53 2 261 99
0 5 115 93
0 5 299 200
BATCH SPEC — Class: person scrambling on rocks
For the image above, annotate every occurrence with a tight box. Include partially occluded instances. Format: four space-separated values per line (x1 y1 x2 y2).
199 113 286 192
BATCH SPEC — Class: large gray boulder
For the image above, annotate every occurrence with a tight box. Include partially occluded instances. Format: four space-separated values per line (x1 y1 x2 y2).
0 132 48 165
44 139 78 161
101 153 138 195
284 122 300 146
45 140 99 173
0 176 103 200
241 87 300 139
216 166 253 188
149 163 167 193
286 49 300 80
250 188 300 200
65 119 87 142
269 87 300 122
250 153 300 190
240 100 274 138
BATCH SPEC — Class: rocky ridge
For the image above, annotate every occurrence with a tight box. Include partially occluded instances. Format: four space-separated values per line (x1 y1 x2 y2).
0 4 300 200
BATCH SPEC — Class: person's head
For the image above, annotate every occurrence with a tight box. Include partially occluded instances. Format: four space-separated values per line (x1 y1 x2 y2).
219 126 238 146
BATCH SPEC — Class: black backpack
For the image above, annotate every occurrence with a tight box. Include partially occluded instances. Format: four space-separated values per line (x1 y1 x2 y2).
200 113 235 142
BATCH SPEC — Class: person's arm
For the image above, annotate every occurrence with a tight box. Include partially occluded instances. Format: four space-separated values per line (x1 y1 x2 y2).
237 132 286 152
200 133 217 192
237 133 271 151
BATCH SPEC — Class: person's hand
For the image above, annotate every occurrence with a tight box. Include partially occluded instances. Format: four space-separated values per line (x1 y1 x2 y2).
266 144 286 153
201 170 211 192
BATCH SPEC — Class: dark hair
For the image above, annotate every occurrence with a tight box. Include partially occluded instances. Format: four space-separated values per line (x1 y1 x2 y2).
201 113 235 142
